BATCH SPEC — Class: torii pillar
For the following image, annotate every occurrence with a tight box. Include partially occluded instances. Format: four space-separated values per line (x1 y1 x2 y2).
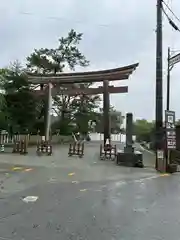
103 80 110 145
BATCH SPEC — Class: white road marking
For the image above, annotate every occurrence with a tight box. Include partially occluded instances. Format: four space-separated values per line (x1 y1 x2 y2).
80 189 87 192
22 196 39 203
72 181 79 184
101 174 170 192
68 172 75 176
48 178 57 183
115 181 127 187
133 208 148 213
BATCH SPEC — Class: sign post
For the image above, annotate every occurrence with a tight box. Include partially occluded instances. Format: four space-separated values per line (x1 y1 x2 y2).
165 110 176 171
156 149 164 172
169 53 180 67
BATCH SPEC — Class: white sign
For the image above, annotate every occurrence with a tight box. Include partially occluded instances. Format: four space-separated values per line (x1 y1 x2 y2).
166 122 175 129
169 53 180 67
167 139 176 149
167 115 174 123
157 150 164 159
167 131 176 138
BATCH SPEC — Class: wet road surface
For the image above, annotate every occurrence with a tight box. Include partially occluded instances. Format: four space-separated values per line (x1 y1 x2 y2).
0 142 173 239
0 173 179 239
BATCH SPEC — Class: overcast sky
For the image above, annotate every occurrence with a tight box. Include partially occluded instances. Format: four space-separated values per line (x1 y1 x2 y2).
1 0 180 120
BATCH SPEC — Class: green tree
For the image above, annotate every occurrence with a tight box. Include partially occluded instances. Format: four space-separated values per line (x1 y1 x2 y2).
0 62 39 133
133 119 154 142
51 84 101 135
27 29 89 74
109 107 124 133
27 29 100 135
95 107 124 133
72 90 100 134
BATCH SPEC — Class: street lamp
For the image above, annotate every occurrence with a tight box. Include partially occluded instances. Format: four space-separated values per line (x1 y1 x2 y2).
166 48 180 111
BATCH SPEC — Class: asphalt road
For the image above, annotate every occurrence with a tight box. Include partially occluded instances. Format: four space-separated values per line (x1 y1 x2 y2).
0 173 179 240
0 142 175 240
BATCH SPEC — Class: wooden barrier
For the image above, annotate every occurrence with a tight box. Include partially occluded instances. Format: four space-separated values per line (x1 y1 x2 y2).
20 140 28 155
12 139 28 155
68 142 84 158
12 141 20 153
0 131 29 154
36 140 52 156
0 131 12 153
0 144 4 153
99 143 117 160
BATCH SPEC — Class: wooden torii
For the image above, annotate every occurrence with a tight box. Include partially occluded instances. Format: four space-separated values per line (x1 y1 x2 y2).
26 63 139 144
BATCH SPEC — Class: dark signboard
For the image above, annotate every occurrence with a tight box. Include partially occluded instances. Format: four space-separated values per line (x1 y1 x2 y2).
165 110 176 149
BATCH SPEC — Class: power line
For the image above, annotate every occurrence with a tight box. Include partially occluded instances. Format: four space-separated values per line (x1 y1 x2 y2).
162 0 180 23
18 11 121 28
162 5 180 31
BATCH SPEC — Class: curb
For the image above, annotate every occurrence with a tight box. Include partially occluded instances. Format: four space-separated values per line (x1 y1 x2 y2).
139 144 155 155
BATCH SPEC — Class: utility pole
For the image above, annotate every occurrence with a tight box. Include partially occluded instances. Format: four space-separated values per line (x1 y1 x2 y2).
155 0 164 170
166 47 170 111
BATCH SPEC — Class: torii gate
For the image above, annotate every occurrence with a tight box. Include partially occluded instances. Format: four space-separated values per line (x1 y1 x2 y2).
26 63 138 144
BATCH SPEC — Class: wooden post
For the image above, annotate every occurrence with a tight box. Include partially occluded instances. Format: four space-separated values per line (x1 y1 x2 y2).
45 83 52 141
103 80 110 145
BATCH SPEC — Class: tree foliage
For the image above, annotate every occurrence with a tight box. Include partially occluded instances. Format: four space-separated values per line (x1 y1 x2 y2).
133 119 154 142
0 62 38 133
0 29 102 135
95 107 124 133
27 29 89 74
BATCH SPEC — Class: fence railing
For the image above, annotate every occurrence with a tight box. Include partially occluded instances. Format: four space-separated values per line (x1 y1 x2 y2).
0 133 136 145
89 133 136 142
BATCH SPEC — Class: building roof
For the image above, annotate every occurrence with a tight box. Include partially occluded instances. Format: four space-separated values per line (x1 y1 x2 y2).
26 63 139 84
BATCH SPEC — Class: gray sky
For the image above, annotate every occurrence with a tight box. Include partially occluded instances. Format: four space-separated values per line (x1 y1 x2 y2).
1 0 180 120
